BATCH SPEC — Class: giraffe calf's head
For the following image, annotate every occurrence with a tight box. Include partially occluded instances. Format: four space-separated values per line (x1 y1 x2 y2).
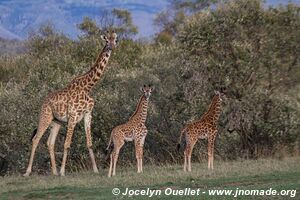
101 30 118 50
215 86 227 102
140 85 154 100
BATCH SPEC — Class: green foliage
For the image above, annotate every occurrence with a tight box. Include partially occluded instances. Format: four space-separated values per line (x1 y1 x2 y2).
111 9 138 38
172 0 219 11
0 0 299 175
154 0 216 42
155 31 173 45
177 0 300 157
78 17 102 36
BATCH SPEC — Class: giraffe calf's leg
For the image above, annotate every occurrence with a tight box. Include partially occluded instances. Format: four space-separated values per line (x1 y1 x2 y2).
207 135 216 170
112 141 124 176
208 147 213 170
112 150 119 177
209 144 215 170
108 153 113 177
185 141 195 172
135 146 143 173
188 153 192 172
47 122 61 175
183 151 187 172
135 136 145 173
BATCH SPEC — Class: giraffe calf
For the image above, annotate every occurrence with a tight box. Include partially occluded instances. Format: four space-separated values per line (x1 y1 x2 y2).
106 85 154 177
178 88 226 172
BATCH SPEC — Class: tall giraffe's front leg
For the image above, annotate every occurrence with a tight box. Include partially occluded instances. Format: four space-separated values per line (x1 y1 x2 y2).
60 115 77 176
46 122 61 175
84 112 99 173
24 104 53 176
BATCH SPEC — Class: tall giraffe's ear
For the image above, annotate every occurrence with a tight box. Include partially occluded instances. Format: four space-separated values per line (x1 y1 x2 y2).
150 86 155 92
214 90 220 95
100 35 107 41
221 86 227 94
139 87 144 93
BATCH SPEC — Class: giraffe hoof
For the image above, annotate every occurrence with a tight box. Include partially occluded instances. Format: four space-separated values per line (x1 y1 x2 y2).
93 169 99 174
23 172 30 177
60 172 65 176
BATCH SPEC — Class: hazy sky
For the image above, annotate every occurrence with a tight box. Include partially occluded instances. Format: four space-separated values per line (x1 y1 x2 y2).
0 0 299 39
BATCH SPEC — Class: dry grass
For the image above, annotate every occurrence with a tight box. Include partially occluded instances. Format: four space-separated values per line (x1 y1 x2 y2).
1 157 299 195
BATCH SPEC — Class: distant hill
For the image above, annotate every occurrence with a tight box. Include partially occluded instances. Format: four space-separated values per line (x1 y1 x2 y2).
0 25 21 40
0 37 25 55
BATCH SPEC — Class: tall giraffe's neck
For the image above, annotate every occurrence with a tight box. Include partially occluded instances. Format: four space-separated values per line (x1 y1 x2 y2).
84 45 112 91
203 95 222 124
68 45 112 92
130 95 149 124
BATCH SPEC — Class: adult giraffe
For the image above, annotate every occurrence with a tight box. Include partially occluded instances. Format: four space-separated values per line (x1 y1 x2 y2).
24 31 118 176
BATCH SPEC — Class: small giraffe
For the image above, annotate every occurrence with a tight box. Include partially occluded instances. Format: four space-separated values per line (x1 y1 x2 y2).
177 88 226 172
106 85 154 177
23 31 118 176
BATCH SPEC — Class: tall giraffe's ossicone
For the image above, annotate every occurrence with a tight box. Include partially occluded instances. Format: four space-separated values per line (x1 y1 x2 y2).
23 31 118 176
177 87 226 172
106 85 154 177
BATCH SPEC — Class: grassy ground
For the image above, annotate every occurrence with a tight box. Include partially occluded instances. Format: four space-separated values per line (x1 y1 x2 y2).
0 157 299 199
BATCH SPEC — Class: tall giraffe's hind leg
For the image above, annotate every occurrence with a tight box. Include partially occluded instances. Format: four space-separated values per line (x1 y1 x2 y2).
60 115 77 176
84 112 99 173
46 122 61 175
24 104 53 176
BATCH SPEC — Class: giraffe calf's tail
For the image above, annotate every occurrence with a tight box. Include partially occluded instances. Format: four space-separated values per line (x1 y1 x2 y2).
105 143 114 156
30 128 38 142
105 136 114 160
177 128 186 152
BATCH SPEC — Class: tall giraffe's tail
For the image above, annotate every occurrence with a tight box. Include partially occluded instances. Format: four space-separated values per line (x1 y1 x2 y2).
30 128 38 142
177 127 187 152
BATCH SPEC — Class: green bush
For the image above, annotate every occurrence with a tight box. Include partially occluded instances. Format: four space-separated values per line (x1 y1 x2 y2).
0 0 299 175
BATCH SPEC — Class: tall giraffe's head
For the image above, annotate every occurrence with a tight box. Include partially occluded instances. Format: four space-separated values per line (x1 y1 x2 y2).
140 85 154 100
214 86 226 102
100 30 118 51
